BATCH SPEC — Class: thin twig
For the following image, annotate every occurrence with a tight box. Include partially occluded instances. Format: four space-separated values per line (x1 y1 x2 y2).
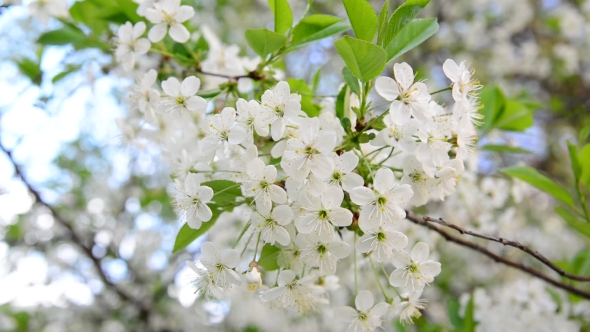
404 211 590 300
0 143 153 318
420 215 590 282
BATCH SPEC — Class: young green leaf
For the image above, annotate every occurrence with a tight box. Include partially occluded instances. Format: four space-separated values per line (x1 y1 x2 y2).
258 244 282 271
382 0 430 47
494 99 534 132
501 166 574 208
268 0 293 35
342 67 361 96
245 28 287 58
287 78 320 117
312 68 321 93
481 145 531 154
37 26 86 45
335 36 386 82
555 207 590 238
377 0 390 46
567 141 582 181
342 0 378 42
289 14 349 50
580 144 590 186
479 85 506 132
203 180 242 205
463 293 476 332
335 85 348 120
384 18 438 62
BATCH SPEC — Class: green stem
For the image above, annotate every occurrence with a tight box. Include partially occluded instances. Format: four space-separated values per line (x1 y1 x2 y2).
240 233 254 258
253 232 262 261
212 183 241 197
232 222 251 249
370 257 390 302
430 86 452 95
380 263 402 298
358 110 390 135
354 232 359 296
358 148 374 180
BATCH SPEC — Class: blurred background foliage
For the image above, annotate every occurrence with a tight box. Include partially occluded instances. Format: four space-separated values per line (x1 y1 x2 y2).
0 0 589 331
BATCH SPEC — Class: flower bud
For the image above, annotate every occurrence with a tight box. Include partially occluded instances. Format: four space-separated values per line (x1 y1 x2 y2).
245 262 262 292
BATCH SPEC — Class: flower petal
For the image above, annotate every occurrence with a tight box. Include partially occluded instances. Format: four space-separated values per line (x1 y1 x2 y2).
169 22 190 43
355 290 374 312
375 76 400 101
410 242 430 262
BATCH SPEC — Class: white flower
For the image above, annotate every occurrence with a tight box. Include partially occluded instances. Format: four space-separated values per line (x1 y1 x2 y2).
335 290 390 332
293 186 353 237
115 21 151 71
375 63 431 124
173 173 213 229
372 117 419 153
244 262 263 292
397 291 428 325
349 168 413 229
414 119 452 167
200 107 248 156
400 155 435 207
356 222 408 262
28 0 68 25
160 76 207 114
186 261 223 300
198 242 242 290
296 233 351 275
389 242 441 292
241 158 287 214
443 59 480 101
130 69 160 124
235 98 269 142
431 159 464 201
261 270 320 313
259 81 302 140
133 0 155 16
145 0 195 43
251 205 293 246
328 152 364 192
281 117 337 181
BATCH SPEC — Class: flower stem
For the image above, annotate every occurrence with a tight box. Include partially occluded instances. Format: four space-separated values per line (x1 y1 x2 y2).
370 257 390 302
212 183 241 197
232 222 250 249
429 86 452 95
253 232 262 261
354 232 359 296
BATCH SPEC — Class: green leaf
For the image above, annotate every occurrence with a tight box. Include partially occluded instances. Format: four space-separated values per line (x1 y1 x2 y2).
173 219 213 253
335 85 348 120
556 207 590 238
268 0 293 35
335 36 387 82
384 18 438 62
342 0 378 42
479 85 506 132
258 244 282 271
447 300 463 330
580 144 590 186
382 0 430 47
245 28 287 58
501 166 574 207
342 67 361 96
287 78 320 117
494 99 534 132
52 64 81 83
37 26 86 45
203 180 242 205
376 0 390 46
312 68 321 93
17 58 42 85
571 249 590 276
290 14 349 50
463 293 476 332
69 1 109 34
579 127 590 145
481 145 531 154
567 141 582 182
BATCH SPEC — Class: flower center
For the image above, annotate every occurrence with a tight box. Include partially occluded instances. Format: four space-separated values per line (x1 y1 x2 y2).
318 210 328 219
317 244 327 255
332 171 342 181
376 231 386 242
376 195 387 207
410 172 421 182
176 96 186 105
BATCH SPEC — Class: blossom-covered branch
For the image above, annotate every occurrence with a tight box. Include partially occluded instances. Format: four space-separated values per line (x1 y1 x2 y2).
405 211 590 300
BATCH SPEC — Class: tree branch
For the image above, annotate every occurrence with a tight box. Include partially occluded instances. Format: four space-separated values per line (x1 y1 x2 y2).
0 143 153 319
420 215 590 282
405 211 590 300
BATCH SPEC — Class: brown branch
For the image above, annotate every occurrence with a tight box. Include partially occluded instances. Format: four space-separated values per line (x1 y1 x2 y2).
421 215 590 282
405 211 590 300
0 143 153 319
